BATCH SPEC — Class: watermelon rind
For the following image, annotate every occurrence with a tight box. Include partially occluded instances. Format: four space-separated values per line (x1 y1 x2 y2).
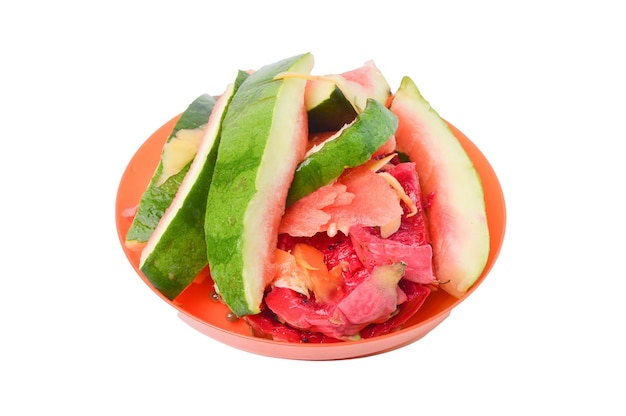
306 60 391 132
139 71 249 300
205 53 314 316
306 85 356 133
286 98 398 206
125 94 217 247
390 76 489 298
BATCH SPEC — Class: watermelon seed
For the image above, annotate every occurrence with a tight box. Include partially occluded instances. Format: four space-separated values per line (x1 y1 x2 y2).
226 311 239 322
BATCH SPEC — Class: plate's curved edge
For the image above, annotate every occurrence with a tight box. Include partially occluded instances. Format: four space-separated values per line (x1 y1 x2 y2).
177 311 450 361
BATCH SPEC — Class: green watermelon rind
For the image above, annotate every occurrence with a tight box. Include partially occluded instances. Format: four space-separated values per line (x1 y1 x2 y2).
286 98 398 206
390 76 489 298
306 61 391 133
205 53 314 316
307 86 356 132
139 71 249 300
125 94 217 245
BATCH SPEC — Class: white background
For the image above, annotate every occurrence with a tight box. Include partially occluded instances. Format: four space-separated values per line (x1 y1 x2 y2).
2 0 624 414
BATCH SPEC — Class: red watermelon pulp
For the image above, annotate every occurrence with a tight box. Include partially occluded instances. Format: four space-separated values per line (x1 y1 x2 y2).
245 159 436 341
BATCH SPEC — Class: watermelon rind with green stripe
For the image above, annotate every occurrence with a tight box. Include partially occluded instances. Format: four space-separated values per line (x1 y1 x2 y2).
389 76 489 298
286 98 398 206
205 53 314 316
306 60 391 132
139 71 249 300
125 94 217 247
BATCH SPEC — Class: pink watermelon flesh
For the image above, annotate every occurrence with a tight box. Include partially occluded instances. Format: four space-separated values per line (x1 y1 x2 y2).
278 164 403 237
384 162 430 245
349 162 435 284
359 280 431 339
350 226 434 284
247 161 433 341
263 264 403 340
245 272 430 342
245 307 343 344
278 182 351 237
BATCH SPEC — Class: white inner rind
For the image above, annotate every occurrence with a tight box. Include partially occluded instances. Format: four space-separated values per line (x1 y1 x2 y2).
392 76 489 297
140 84 235 267
242 55 314 311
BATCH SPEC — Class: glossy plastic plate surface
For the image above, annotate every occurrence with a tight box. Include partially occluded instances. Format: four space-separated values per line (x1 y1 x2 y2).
115 114 506 361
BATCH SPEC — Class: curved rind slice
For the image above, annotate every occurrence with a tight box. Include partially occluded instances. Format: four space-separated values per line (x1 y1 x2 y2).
125 94 216 248
306 60 391 132
286 98 398 205
140 73 247 300
306 87 354 132
390 76 489 298
205 53 314 316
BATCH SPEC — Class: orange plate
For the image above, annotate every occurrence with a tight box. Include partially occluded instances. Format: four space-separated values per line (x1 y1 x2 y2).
115 115 506 361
